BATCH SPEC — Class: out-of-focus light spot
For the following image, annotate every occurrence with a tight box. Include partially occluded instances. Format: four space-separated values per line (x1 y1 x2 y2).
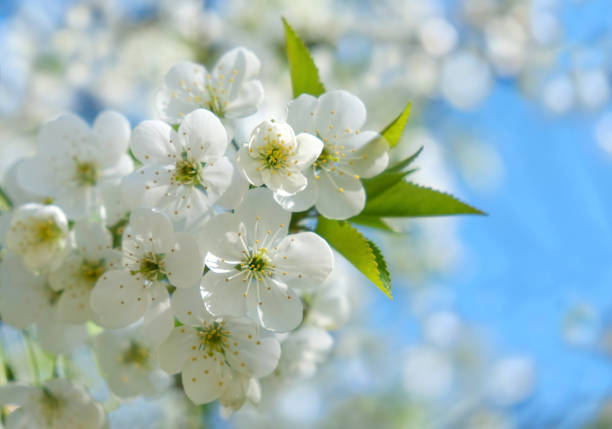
403 346 453 399
440 51 492 110
403 52 438 97
279 384 321 422
595 111 612 155
424 311 462 348
65 4 92 30
563 303 600 347
418 17 457 57
576 68 610 109
485 17 527 76
531 11 562 46
486 357 536 406
542 75 574 114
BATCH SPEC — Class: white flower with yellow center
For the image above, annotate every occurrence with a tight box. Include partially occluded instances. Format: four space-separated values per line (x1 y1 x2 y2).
0 379 106 429
94 324 171 398
236 120 323 196
156 47 263 123
157 287 279 406
276 90 390 219
123 109 233 225
6 204 69 273
90 208 203 340
16 111 133 219
0 252 88 354
198 188 334 332
48 222 122 324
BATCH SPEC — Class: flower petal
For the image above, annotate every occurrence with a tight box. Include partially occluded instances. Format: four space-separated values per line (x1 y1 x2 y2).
157 326 200 374
225 319 280 377
201 271 248 318
234 188 290 244
56 283 95 324
143 283 174 346
348 134 390 178
165 232 203 288
172 285 211 326
272 232 334 290
178 109 228 160
121 164 172 210
273 168 318 212
236 145 264 186
90 270 148 328
182 354 231 405
92 111 131 168
199 213 244 269
315 90 366 141
294 133 324 169
253 279 303 332
131 120 178 164
315 169 365 219
200 156 234 203
286 93 318 134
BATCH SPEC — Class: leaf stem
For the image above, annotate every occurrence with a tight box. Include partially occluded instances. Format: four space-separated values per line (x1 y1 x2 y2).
0 186 13 211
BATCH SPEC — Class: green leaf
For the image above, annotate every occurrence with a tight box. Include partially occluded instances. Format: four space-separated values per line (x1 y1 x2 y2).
362 181 486 217
0 186 13 211
361 168 417 200
387 146 423 172
282 17 325 98
381 103 411 148
316 217 392 299
349 215 397 232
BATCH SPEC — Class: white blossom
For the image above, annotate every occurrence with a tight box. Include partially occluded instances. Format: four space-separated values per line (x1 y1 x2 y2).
275 327 334 380
6 204 69 273
236 120 323 197
123 108 233 226
277 90 390 219
17 111 133 219
158 287 279 406
49 221 122 324
94 324 171 398
199 188 334 332
0 380 105 429
90 208 203 341
0 252 88 354
156 47 263 123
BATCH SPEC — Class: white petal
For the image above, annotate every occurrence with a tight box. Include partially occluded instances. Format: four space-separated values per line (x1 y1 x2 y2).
315 90 367 140
92 110 131 168
182 354 231 404
165 232 203 288
172 285 211 325
286 93 318 134
56 283 94 324
294 133 324 168
262 169 307 196
273 168 318 212
225 80 264 118
253 279 303 332
37 113 90 155
199 213 244 270
348 134 390 178
225 319 280 377
143 283 173 346
129 208 174 252
16 156 59 197
234 188 290 243
201 271 248 318
0 383 35 406
178 109 228 160
157 326 200 374
216 161 250 210
316 170 365 219
236 145 264 186
35 310 88 354
73 221 112 258
131 120 178 163
90 270 148 328
121 164 173 210
54 185 99 220
214 48 261 91
272 232 334 289
200 156 234 204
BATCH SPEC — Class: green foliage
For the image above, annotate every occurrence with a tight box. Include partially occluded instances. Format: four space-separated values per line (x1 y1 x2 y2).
316 217 392 299
0 187 13 212
349 215 396 232
362 181 486 217
282 18 326 98
381 103 411 148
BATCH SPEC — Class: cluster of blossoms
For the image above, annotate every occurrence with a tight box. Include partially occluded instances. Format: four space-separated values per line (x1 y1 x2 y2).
0 46 383 425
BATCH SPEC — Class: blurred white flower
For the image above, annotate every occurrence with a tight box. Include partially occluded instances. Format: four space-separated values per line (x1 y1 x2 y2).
274 326 334 380
277 90 389 219
94 324 171 398
156 48 264 123
236 120 323 197
0 379 105 429
403 345 454 399
48 221 122 324
486 357 536 406
17 111 133 219
200 188 334 332
440 51 492 110
6 203 69 273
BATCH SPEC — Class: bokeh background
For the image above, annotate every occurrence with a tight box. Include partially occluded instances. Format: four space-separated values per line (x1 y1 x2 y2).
1 0 612 428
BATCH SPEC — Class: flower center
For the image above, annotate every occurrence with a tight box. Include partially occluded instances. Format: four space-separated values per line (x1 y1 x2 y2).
260 142 291 170
136 253 166 282
40 387 64 425
173 158 202 186
34 219 63 244
314 147 339 169
198 321 229 355
204 84 226 118
74 160 99 186
121 341 150 367
81 259 106 283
